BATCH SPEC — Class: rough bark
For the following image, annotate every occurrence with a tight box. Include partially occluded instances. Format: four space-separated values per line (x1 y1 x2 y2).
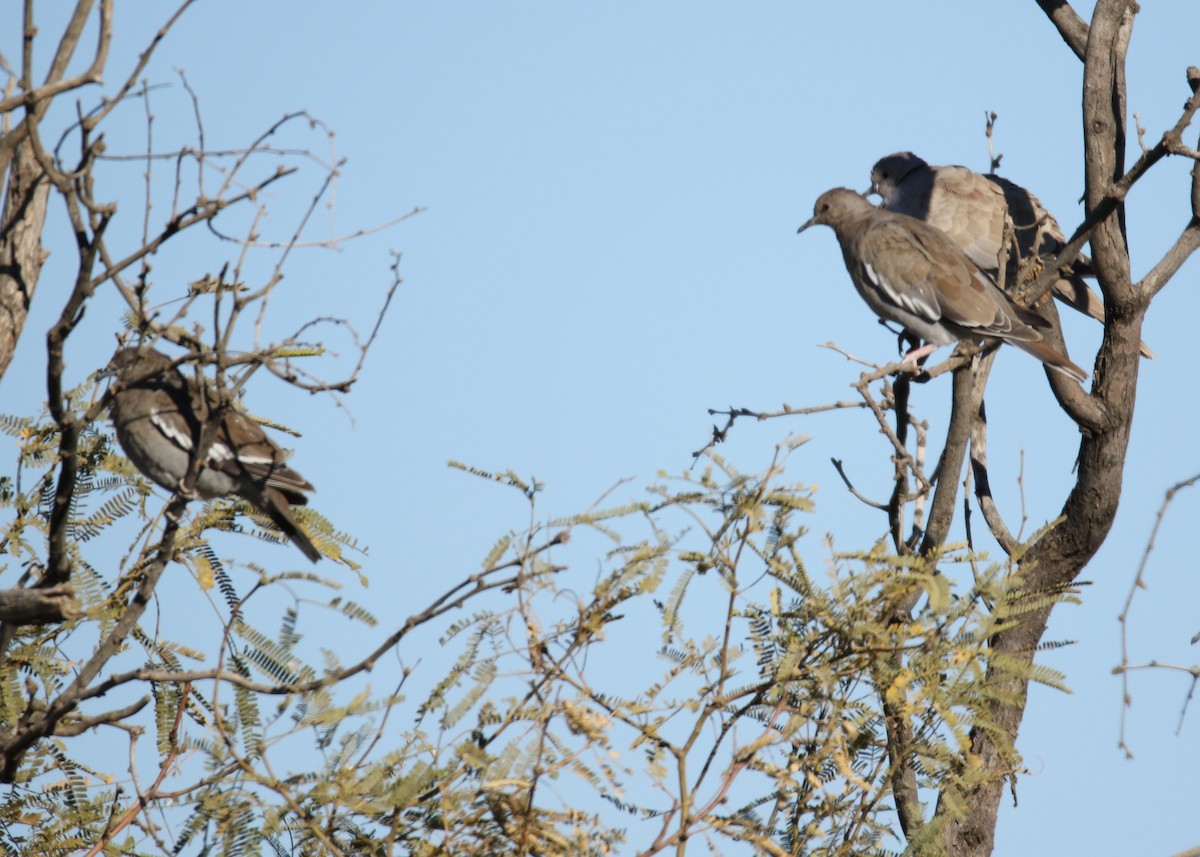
0 585 81 625
1034 0 1090 60
0 134 49 383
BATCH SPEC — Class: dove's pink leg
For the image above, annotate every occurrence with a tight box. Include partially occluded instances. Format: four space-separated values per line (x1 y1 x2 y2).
899 342 939 372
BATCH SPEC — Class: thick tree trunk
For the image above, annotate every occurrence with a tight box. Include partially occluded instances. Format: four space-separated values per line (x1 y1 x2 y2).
935 3 1142 855
0 134 49 383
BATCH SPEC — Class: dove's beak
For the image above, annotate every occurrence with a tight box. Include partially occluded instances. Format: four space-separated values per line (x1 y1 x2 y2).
796 216 818 235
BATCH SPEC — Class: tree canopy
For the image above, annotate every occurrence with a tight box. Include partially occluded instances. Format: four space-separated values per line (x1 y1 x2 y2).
0 2 1197 856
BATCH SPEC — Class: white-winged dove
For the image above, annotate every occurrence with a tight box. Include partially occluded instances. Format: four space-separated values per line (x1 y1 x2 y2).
106 347 321 563
868 151 1154 358
797 188 1088 382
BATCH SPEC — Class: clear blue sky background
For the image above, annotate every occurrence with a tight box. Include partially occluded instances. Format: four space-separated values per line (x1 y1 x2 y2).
4 2 1200 854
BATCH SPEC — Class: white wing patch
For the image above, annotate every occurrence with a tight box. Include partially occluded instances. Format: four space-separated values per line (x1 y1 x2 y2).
863 261 939 322
150 408 238 466
208 442 236 464
150 408 193 452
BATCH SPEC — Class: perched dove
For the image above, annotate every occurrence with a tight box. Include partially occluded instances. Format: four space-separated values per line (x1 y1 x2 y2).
106 347 322 562
868 151 1154 358
797 188 1087 382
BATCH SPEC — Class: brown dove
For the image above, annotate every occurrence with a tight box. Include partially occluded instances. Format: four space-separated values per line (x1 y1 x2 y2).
106 347 322 562
797 188 1087 382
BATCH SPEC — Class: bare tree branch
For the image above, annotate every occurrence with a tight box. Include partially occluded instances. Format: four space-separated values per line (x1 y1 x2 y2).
918 354 992 562
1116 472 1200 757
54 697 151 737
0 0 110 116
0 585 81 625
1034 0 1089 60
968 400 1021 556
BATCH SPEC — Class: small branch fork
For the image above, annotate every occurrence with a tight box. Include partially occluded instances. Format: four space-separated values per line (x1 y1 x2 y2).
694 341 1016 558
1025 66 1200 311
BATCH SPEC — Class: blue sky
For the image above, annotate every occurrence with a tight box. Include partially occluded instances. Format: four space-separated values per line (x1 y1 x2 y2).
5 2 1200 854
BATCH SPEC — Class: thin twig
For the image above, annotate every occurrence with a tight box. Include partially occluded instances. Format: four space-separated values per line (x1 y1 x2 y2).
1116 472 1200 757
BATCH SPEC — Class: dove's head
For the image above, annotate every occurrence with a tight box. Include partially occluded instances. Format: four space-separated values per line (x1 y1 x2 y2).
106 346 174 378
797 188 874 235
867 152 928 203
